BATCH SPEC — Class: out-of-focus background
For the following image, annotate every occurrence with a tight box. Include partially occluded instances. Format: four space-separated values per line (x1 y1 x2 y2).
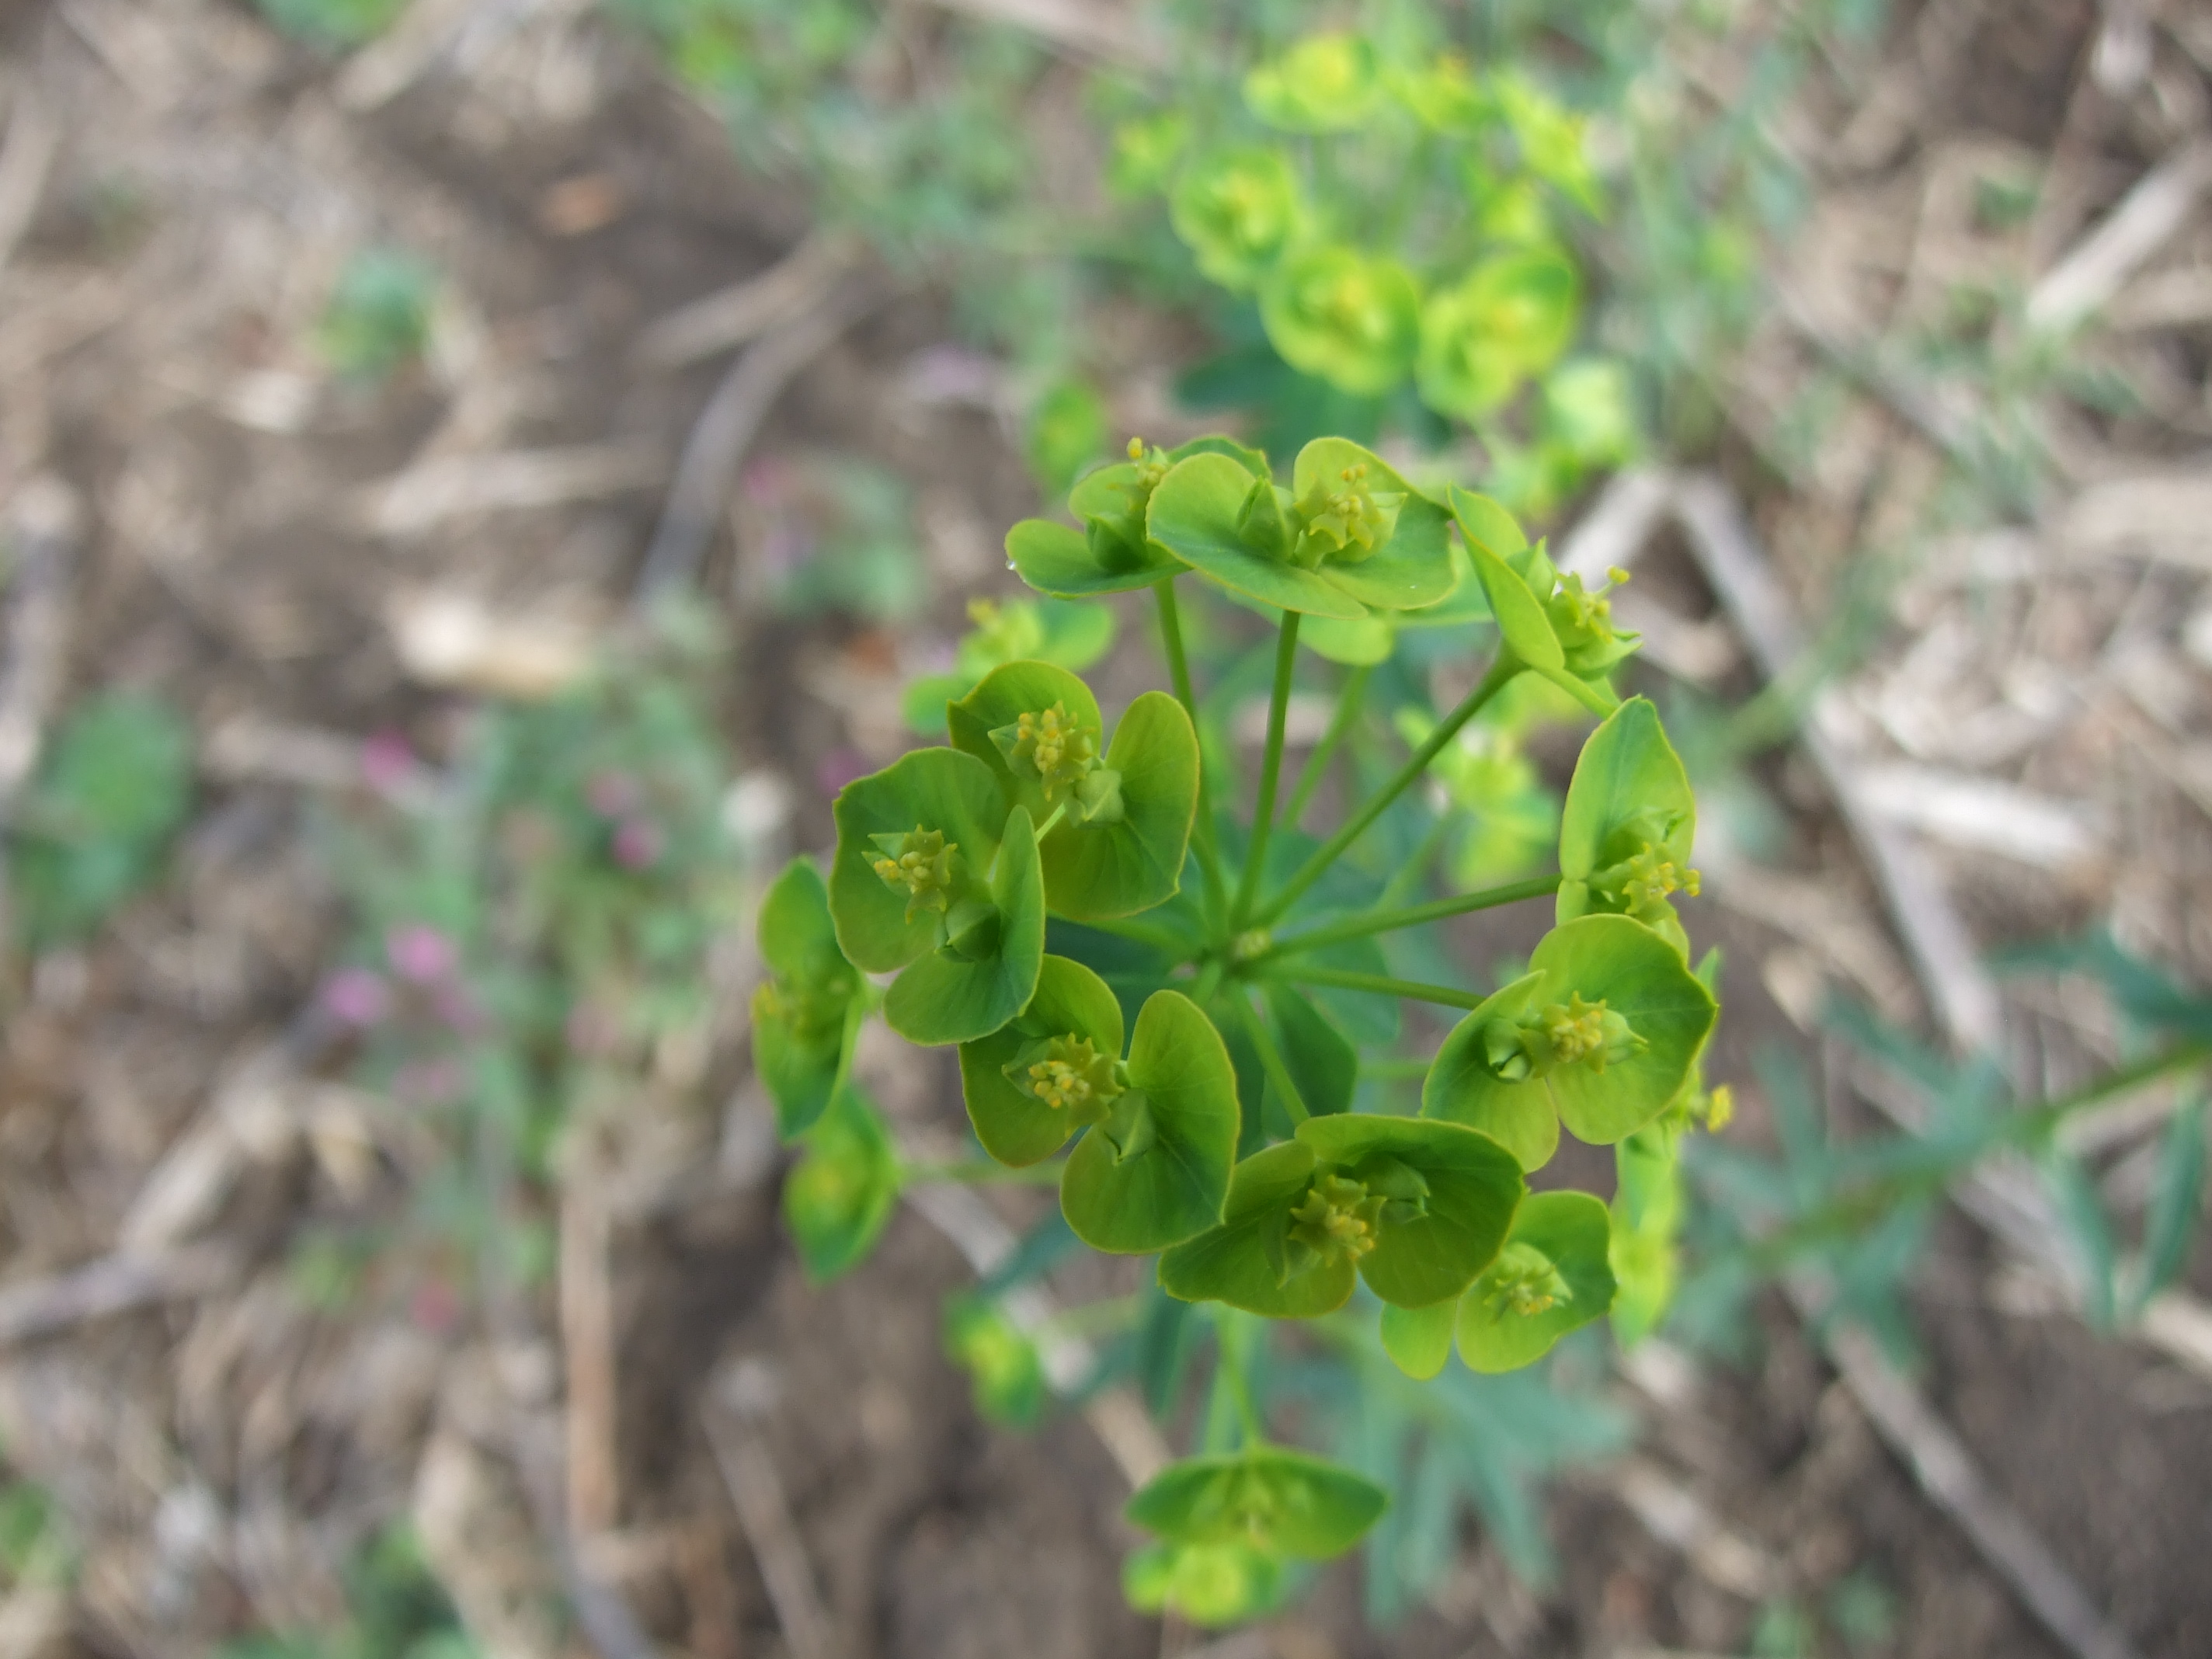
0 2 2210 1656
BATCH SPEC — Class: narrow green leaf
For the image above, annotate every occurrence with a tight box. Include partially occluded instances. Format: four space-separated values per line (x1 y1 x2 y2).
2137 1097 2207 1312
1262 983 1358 1118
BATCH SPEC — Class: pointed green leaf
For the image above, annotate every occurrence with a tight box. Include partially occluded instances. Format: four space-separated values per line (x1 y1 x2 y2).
1262 983 1357 1118
958 955 1125 1166
2138 1097 2206 1312
1063 990 1240 1253
1126 1447 1389 1559
883 805 1046 1045
1158 1140 1355 1316
1456 1190 1616 1373
1448 486 1562 673
1295 1115 1525 1307
829 747 1009 972
1148 453 1372 620
782 1085 901 1283
1379 1299 1457 1380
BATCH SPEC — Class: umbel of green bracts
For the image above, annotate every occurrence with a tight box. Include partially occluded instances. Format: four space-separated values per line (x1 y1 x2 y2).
948 660 1199 920
750 857 864 1138
1243 31 1380 133
1126 1447 1389 1563
1170 149 1308 291
1423 914 1718 1171
899 595 1114 737
942 1294 1046 1428
1160 1115 1524 1315
1261 246 1422 397
1557 697 1700 958
1123 1539 1285 1629
1005 436 1272 599
1456 1189 1616 1372
828 747 1044 1045
1146 438 1453 621
1415 246 1580 420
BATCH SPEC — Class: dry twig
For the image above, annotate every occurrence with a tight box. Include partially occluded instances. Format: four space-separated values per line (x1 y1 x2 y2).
0 86 59 278
701 1376 834 1659
634 235 861 370
2026 137 2212 334
0 1241 238 1350
561 1177 621 1541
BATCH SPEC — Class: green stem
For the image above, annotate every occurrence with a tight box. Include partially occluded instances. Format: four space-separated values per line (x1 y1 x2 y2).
1218 1309 1267 1447
1282 664 1370 831
1254 873 1563 964
901 1158 1069 1187
1033 802 1068 841
1251 651 1521 930
1362 1056 1434 1080
1156 578 1229 932
1229 988 1311 1125
1189 958 1226 1007
1271 965 1485 1012
1233 610 1302 927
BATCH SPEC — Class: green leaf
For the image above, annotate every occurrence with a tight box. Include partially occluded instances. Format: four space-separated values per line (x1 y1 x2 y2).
1424 916 1716 1163
1415 248 1580 421
1159 1140 1354 1316
1261 246 1421 398
13 691 194 949
1129 1448 1389 1560
1446 487 1563 673
1147 452 1372 620
2137 1097 2207 1313
828 747 1010 972
1456 1191 1616 1373
1063 990 1241 1252
1558 697 1697 954
782 1085 901 1284
958 955 1125 1166
1379 1299 1457 1380
948 664 1198 920
1243 33 1380 133
1170 148 1308 291
1288 439 1454 611
1296 1115 1526 1307
1262 983 1357 1118
944 1296 1047 1427
882 805 1046 1045
1123 1540 1285 1628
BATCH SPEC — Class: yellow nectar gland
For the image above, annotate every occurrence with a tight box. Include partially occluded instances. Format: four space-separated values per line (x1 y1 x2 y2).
1297 464 1402 561
994 703 1101 804
868 826 957 922
1483 1243 1572 1319
1548 571 1615 638
1289 1174 1387 1264
1021 1034 1123 1116
1539 993 1627 1069
1615 841 1700 912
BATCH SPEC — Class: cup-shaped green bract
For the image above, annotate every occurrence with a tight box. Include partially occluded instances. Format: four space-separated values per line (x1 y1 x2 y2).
1007 436 1274 600
1378 1297 1457 1381
1147 440 1450 621
1159 1116 1524 1316
829 747 1045 1045
948 661 1199 921
1170 148 1307 292
1456 1190 1616 1373
1448 485 1635 714
1558 697 1699 958
782 1084 900 1284
958 954 1126 1167
1416 247 1579 421
943 1295 1047 1427
1261 247 1422 398
1423 915 1718 1170
1127 1447 1389 1560
902 596 1117 736
752 857 863 1139
1124 1540 1285 1629
1061 990 1242 1254
1243 32 1380 133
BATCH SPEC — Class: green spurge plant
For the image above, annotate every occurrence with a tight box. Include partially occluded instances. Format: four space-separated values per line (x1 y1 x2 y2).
756 433 1723 1624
